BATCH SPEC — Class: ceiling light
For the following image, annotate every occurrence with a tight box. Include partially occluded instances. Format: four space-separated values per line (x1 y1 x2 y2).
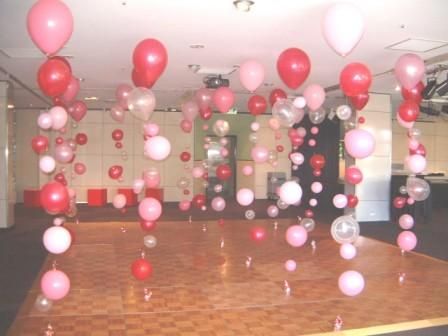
188 64 201 73
422 77 437 99
436 74 448 97
394 84 401 91
7 104 14 109
84 96 98 101
233 0 254 12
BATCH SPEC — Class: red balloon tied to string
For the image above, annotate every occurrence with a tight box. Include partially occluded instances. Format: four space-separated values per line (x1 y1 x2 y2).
132 38 168 83
131 67 156 88
75 133 88 145
398 100 420 122
393 196 407 209
401 81 424 104
112 129 124 141
347 194 359 208
37 57 72 97
269 88 287 106
131 258 153 281
31 135 49 154
180 151 191 162
40 181 69 215
339 62 372 97
248 95 267 115
108 165 123 180
216 164 232 181
349 92 370 110
277 48 311 89
140 220 157 232
192 194 206 209
309 154 326 170
250 226 267 242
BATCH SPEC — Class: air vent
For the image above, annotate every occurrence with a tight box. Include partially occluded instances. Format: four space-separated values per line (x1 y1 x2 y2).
386 38 448 53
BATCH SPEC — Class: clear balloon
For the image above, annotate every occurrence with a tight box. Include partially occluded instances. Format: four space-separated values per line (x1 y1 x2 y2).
128 87 156 121
34 293 53 313
176 177 191 189
300 218 315 232
272 99 303 127
143 235 157 248
249 132 258 144
245 209 256 220
308 108 326 124
336 105 352 120
212 119 230 137
331 215 360 244
406 176 430 201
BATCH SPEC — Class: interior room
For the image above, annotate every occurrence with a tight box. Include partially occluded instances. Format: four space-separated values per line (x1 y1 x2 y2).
1 0 448 335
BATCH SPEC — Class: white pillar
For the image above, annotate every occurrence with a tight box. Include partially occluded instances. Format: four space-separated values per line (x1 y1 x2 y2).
355 93 392 222
0 81 15 228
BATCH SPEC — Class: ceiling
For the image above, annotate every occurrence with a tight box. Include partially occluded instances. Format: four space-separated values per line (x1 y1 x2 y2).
1 0 448 112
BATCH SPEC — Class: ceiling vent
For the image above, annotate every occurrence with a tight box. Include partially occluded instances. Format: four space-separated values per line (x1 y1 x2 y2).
386 38 448 53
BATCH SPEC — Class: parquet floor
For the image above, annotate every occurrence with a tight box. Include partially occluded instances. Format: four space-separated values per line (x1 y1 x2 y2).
7 218 448 335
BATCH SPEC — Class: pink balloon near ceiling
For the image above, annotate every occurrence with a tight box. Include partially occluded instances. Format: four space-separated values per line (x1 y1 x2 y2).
322 3 365 57
394 53 425 90
27 0 74 56
239 60 265 92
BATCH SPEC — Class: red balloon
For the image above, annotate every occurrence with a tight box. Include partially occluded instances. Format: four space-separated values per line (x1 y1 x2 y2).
49 56 72 72
115 142 123 149
304 209 314 218
269 89 287 106
140 220 157 232
410 143 426 157
55 136 64 145
132 38 168 82
358 116 366 124
40 182 69 215
393 196 407 209
131 258 153 281
310 154 326 170
31 135 49 154
68 100 87 122
192 194 206 209
312 169 322 177
340 62 372 97
52 96 66 108
248 95 267 115
112 129 124 141
54 172 66 185
75 133 88 145
131 67 156 88
276 145 284 152
347 194 359 208
401 81 424 104
277 48 311 89
349 92 370 110
216 164 232 181
37 58 71 97
108 165 123 180
291 136 304 148
180 151 191 162
345 166 363 185
250 226 267 242
398 100 420 122
199 106 212 120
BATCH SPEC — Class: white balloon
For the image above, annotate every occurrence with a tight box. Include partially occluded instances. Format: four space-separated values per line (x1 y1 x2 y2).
144 136 171 161
39 155 56 174
279 181 302 205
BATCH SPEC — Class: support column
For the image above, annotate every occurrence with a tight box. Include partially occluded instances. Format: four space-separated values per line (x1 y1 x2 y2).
0 81 15 228
354 93 392 222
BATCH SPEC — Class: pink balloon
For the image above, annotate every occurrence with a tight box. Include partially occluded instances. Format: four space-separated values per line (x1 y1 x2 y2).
213 87 235 113
239 60 265 92
279 181 302 205
242 165 253 176
340 243 357 260
310 181 323 193
112 194 127 209
236 188 254 206
303 84 325 111
290 152 304 165
53 217 65 226
68 100 87 122
54 143 74 164
220 147 229 157
397 230 417 251
323 3 364 56
143 168 160 188
285 225 308 247
338 270 365 296
251 145 269 163
395 53 425 90
267 205 279 218
138 197 162 221
182 101 199 122
344 129 375 159
268 118 280 131
180 119 193 133
293 96 306 109
62 76 79 103
250 122 260 132
399 214 414 230
115 84 133 109
143 122 160 137
43 226 71 254
333 194 348 209
133 178 145 194
49 106 68 130
211 196 226 212
178 200 191 211
110 105 125 123
40 269 70 300
39 155 56 174
27 0 74 55
73 162 86 175
192 166 205 179
195 88 213 109
144 136 171 161
405 154 427 174
284 259 297 272
38 112 53 130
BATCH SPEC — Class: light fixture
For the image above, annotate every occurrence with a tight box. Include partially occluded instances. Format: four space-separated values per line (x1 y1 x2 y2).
84 96 98 101
422 77 437 100
436 73 448 97
188 64 201 73
7 104 14 109
233 0 254 12
394 84 401 91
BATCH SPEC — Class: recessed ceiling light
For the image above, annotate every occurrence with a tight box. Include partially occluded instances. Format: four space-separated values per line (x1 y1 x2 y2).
189 44 205 49
78 77 85 82
233 0 254 12
7 104 14 109
84 96 98 101
394 84 401 91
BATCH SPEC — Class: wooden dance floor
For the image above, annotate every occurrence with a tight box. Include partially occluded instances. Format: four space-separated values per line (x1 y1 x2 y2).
8 218 448 335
